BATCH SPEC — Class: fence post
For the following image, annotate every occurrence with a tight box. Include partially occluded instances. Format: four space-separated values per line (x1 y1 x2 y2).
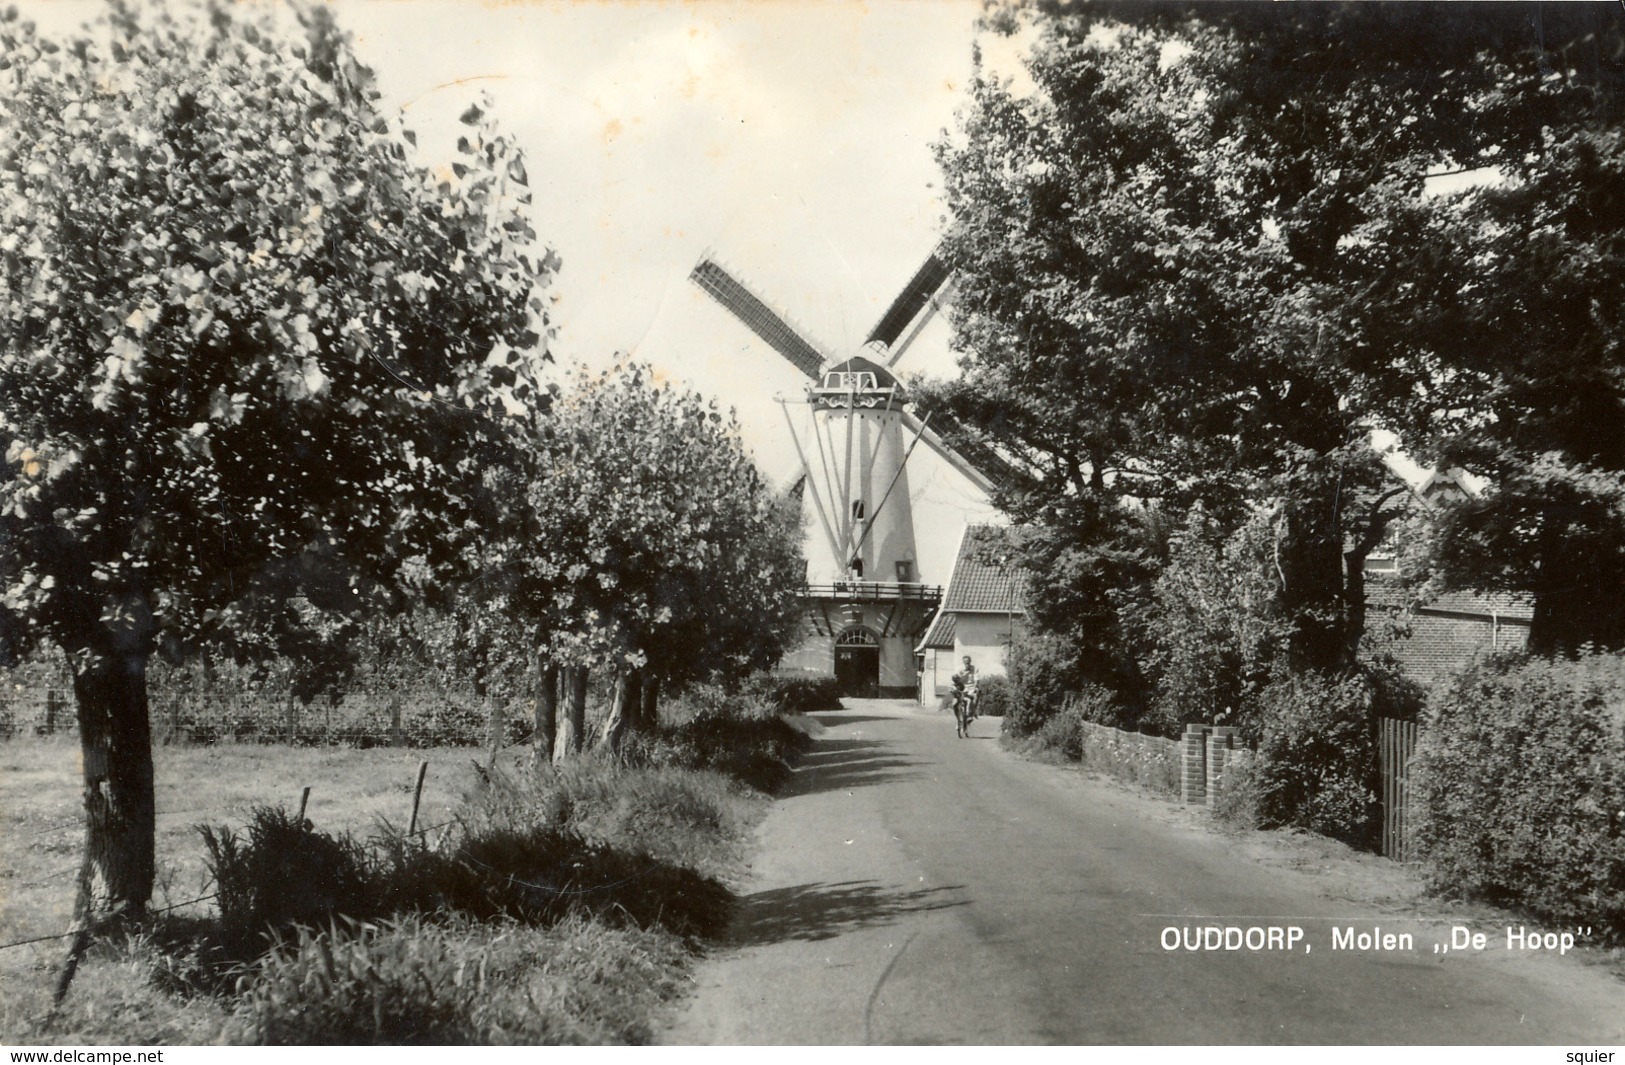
408 761 429 836
486 693 503 764
1181 724 1211 805
389 695 404 748
296 785 311 824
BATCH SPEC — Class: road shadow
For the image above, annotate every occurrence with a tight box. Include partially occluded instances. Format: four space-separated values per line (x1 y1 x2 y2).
727 879 967 946
805 712 897 728
785 737 924 795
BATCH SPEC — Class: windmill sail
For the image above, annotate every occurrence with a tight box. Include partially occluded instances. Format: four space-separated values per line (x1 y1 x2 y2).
898 408 1025 498
864 247 951 353
690 259 826 380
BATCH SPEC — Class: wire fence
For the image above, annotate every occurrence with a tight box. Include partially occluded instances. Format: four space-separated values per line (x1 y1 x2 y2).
0 739 536 956
1 681 539 749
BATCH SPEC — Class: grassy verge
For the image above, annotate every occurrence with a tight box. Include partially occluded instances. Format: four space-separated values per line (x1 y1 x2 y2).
0 685 808 1045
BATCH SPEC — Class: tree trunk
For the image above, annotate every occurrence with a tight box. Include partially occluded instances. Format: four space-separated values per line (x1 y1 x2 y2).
1342 545 1370 667
557 667 587 759
486 692 503 764
597 672 633 751
624 670 644 733
1276 492 1351 674
68 649 157 921
533 662 558 765
640 675 660 732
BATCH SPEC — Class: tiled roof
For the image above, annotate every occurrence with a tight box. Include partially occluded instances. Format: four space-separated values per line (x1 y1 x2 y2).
917 609 957 651
941 525 1025 614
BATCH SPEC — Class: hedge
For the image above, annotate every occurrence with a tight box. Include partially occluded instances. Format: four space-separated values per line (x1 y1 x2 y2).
1411 653 1625 938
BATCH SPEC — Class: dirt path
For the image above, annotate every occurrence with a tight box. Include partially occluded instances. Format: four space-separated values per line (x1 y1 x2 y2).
664 699 1625 1045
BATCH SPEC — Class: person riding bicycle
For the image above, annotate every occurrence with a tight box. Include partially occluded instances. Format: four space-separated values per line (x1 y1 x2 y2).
950 656 979 721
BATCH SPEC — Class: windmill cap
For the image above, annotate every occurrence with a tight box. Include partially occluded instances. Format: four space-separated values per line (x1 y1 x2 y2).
817 354 903 393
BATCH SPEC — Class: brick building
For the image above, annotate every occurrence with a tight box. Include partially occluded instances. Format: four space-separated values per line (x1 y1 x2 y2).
1359 455 1535 687
1365 579 1533 688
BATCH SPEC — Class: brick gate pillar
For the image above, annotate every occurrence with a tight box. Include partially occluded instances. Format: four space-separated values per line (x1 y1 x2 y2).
1206 726 1239 804
1181 724 1212 804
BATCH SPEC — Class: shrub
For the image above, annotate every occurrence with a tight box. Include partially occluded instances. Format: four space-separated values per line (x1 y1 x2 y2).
1412 653 1625 938
1023 685 1117 761
1031 700 1084 760
973 675 1010 717
1002 632 1082 738
1211 751 1261 829
1251 671 1381 850
201 807 379 959
425 824 730 939
458 755 754 878
198 791 733 965
649 684 809 792
1016 688 1182 796
1144 506 1288 738
739 671 841 715
231 918 487 1044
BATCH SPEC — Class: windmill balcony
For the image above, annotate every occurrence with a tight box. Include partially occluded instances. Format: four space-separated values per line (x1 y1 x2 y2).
804 580 943 606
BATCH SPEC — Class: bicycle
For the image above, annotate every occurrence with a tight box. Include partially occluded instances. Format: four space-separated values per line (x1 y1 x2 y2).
952 683 979 738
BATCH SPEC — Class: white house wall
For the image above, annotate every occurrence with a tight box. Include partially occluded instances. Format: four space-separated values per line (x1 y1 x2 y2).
953 614 1022 677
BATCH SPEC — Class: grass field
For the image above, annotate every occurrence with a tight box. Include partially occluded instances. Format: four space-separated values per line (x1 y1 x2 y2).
0 733 760 1044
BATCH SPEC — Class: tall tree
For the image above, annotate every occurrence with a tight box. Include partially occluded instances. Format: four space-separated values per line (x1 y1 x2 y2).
524 365 803 752
0 2 553 933
932 2 1607 672
1421 6 1625 652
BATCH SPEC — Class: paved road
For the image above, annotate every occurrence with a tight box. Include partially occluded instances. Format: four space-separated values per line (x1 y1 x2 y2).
666 699 1625 1045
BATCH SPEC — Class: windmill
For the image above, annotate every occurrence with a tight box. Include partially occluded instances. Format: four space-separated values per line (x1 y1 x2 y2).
689 247 1005 696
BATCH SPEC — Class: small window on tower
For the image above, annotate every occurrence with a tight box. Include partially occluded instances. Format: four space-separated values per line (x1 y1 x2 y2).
895 560 914 583
851 499 865 521
850 557 864 579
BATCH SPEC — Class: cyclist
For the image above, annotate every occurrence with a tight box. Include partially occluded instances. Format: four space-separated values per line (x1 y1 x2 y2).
950 656 979 732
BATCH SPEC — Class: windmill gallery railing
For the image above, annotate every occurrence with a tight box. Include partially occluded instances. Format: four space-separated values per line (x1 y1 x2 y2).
803 581 943 605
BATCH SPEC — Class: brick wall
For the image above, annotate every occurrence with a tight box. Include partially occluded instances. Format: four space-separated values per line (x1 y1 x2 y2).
1072 717 1182 797
1368 605 1531 688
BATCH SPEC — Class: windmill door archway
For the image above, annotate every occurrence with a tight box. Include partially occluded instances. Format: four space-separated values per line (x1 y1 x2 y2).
834 627 880 698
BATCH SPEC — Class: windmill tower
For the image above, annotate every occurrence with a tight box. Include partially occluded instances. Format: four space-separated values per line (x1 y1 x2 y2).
690 248 1004 696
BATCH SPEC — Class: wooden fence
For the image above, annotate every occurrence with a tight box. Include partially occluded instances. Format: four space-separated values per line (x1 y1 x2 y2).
1378 716 1420 861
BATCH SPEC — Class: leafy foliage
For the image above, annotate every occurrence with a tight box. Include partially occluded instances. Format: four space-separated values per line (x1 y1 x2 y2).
1001 630 1140 737
0 2 552 662
971 674 1009 718
1142 506 1288 736
0 1 554 914
202 806 376 960
523 365 803 690
739 671 842 716
933 2 1625 701
227 914 688 1046
1251 672 1384 848
1412 653 1625 937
